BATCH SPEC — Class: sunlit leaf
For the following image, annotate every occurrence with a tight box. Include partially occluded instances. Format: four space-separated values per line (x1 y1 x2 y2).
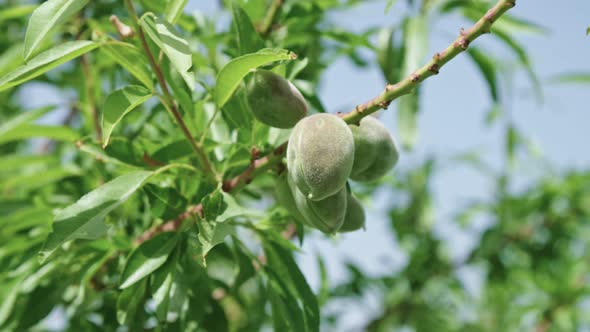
101 41 154 91
215 48 297 108
39 170 154 262
23 0 89 61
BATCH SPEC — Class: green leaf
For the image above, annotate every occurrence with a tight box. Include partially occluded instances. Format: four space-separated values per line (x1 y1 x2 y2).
401 15 428 78
201 189 228 221
150 255 176 321
0 43 24 77
197 220 235 259
142 15 195 90
101 85 153 148
466 47 498 101
101 41 154 91
165 0 188 24
0 40 99 92
0 276 25 326
117 278 147 326
0 125 79 145
398 88 420 150
385 0 397 13
232 1 265 55
0 106 54 139
215 48 297 108
23 0 89 61
0 5 36 22
264 239 320 332
39 170 154 262
551 73 590 84
119 232 178 289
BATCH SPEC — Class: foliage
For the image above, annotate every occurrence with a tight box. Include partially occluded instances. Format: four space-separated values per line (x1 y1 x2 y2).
0 0 585 331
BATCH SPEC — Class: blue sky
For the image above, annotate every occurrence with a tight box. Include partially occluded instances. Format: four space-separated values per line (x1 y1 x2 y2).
184 0 590 328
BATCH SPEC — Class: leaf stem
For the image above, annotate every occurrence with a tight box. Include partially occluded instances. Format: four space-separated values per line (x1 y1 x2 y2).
124 0 217 181
259 0 283 36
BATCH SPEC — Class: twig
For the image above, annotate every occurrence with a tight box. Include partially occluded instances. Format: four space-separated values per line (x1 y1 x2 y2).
124 0 217 180
135 0 516 244
342 0 516 124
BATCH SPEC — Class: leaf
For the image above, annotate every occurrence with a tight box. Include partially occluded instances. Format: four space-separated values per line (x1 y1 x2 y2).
119 232 178 289
23 0 89 61
0 40 99 92
0 106 54 139
400 15 428 78
39 170 153 262
165 0 188 24
0 5 36 22
232 1 265 55
551 73 590 84
197 221 235 259
466 47 498 101
0 43 24 77
0 125 79 145
398 88 420 150
264 239 320 332
385 0 397 13
215 48 297 108
117 278 147 326
101 41 154 90
142 15 195 90
0 276 25 326
150 255 176 321
101 85 153 148
201 189 228 221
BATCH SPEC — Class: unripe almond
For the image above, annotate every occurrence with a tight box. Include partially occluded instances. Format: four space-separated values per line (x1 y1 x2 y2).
287 113 355 201
339 191 366 233
246 70 308 129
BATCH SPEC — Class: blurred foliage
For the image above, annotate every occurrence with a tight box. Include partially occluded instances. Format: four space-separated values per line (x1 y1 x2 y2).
0 0 586 331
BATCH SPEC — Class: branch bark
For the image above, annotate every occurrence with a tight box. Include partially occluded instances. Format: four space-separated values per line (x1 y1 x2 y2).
124 0 217 180
135 0 516 243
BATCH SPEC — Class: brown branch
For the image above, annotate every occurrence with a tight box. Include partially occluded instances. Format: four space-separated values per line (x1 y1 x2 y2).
342 0 516 124
124 0 216 180
135 0 516 244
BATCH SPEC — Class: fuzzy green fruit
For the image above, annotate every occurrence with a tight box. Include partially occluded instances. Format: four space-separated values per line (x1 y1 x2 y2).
287 113 355 201
246 70 308 129
274 173 308 225
349 116 399 182
288 175 347 233
339 191 366 233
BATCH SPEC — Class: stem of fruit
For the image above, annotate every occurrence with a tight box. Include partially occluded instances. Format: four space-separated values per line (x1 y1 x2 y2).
124 0 217 181
135 0 516 243
342 0 516 124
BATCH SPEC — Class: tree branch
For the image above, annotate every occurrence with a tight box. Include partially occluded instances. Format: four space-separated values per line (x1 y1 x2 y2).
124 0 217 180
342 0 516 124
135 0 516 243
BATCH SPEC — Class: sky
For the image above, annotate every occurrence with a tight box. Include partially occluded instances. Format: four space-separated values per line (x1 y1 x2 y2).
186 0 590 329
24 0 590 330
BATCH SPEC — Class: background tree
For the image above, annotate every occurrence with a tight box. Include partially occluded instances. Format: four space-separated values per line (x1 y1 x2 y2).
0 0 588 331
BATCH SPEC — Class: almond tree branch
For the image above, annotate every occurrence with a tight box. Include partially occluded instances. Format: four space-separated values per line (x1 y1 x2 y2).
135 0 516 243
342 0 516 124
124 0 217 180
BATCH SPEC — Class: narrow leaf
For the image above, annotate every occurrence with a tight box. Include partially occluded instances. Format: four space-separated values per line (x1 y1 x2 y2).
0 41 99 92
398 89 420 149
102 85 153 147
0 125 79 145
119 232 178 289
39 170 153 262
466 47 499 101
215 48 296 108
232 1 265 55
142 15 195 90
23 0 89 61
0 106 54 138
165 0 188 24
